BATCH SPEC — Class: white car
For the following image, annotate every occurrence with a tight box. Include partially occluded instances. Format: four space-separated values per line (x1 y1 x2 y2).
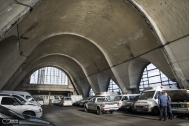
59 97 72 107
0 95 43 118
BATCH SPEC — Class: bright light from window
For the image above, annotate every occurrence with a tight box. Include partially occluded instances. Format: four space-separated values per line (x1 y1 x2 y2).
108 79 122 94
30 67 68 85
139 63 177 92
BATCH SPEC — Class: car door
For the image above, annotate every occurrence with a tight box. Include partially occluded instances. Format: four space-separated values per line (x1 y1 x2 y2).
122 96 128 106
87 98 95 110
1 97 20 114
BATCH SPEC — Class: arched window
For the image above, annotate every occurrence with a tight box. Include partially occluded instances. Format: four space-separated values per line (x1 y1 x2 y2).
108 79 122 94
30 67 68 85
89 88 95 97
139 63 177 92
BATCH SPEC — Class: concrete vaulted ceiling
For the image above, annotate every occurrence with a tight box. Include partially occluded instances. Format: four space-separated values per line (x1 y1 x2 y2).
18 0 158 66
1 0 189 94
16 0 160 90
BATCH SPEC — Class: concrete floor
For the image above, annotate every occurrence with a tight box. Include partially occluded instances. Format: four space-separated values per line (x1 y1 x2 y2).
41 105 189 126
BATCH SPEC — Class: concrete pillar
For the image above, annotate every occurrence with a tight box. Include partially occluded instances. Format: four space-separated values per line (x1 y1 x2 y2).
96 72 110 92
76 78 90 97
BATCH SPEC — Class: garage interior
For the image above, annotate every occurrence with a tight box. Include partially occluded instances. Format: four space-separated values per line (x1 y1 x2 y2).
0 0 189 98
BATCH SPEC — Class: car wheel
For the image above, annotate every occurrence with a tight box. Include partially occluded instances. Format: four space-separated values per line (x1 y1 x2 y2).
152 106 160 115
110 111 114 114
23 111 35 117
97 108 102 115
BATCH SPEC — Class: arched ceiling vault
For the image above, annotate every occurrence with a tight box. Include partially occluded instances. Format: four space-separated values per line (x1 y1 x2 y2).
23 34 110 76
22 62 84 95
18 0 159 69
25 55 86 81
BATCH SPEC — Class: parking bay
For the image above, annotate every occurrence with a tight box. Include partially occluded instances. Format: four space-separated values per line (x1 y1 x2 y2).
41 105 189 126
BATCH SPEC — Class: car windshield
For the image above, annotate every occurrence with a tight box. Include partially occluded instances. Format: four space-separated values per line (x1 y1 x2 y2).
114 96 122 101
165 90 189 102
139 91 155 100
97 97 108 102
129 96 137 100
13 97 24 105
133 95 140 101
13 95 27 104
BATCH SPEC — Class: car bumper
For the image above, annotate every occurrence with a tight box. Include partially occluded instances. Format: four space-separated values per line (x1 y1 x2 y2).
36 111 43 118
103 107 119 111
134 107 153 113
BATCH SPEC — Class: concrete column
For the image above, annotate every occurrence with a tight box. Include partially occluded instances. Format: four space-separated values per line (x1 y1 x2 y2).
96 72 110 92
76 78 90 97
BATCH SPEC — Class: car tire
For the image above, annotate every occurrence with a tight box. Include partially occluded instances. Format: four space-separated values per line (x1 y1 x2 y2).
110 111 114 114
23 111 35 117
152 106 160 115
97 108 102 115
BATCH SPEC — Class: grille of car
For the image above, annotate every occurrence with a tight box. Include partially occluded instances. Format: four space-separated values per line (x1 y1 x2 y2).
136 106 143 108
171 104 181 108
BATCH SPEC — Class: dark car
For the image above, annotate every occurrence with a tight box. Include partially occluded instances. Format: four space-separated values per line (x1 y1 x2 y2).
124 95 140 112
0 105 56 126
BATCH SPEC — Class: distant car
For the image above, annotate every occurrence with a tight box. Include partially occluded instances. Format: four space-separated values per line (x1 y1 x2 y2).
59 97 72 107
79 97 93 107
84 97 119 115
0 105 56 126
52 99 60 105
0 95 43 118
114 94 140 108
124 95 140 112
36 97 44 106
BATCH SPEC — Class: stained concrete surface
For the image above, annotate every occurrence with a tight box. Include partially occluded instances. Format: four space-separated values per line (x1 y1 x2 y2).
41 105 189 126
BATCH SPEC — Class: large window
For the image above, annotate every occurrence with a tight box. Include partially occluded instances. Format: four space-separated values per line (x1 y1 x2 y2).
108 79 122 94
30 67 68 85
139 63 177 92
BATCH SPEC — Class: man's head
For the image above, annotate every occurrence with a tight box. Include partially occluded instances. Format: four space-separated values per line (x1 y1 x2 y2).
163 92 167 96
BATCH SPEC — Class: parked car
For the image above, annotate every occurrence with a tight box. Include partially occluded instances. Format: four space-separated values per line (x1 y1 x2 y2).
36 97 44 106
124 95 140 112
0 95 43 118
79 97 93 107
0 93 37 106
59 97 72 107
84 96 119 115
0 105 56 126
52 99 60 105
0 90 41 106
114 94 140 109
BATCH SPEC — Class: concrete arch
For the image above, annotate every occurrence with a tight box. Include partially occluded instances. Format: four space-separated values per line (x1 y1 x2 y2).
16 63 84 96
0 35 18 70
129 0 189 88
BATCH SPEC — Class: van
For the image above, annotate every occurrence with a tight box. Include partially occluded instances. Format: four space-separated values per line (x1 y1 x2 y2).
0 95 42 117
114 94 140 108
133 85 180 115
59 97 72 107
0 90 40 106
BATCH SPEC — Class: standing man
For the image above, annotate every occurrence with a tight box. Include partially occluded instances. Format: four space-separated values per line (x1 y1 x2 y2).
165 93 173 120
158 92 168 121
